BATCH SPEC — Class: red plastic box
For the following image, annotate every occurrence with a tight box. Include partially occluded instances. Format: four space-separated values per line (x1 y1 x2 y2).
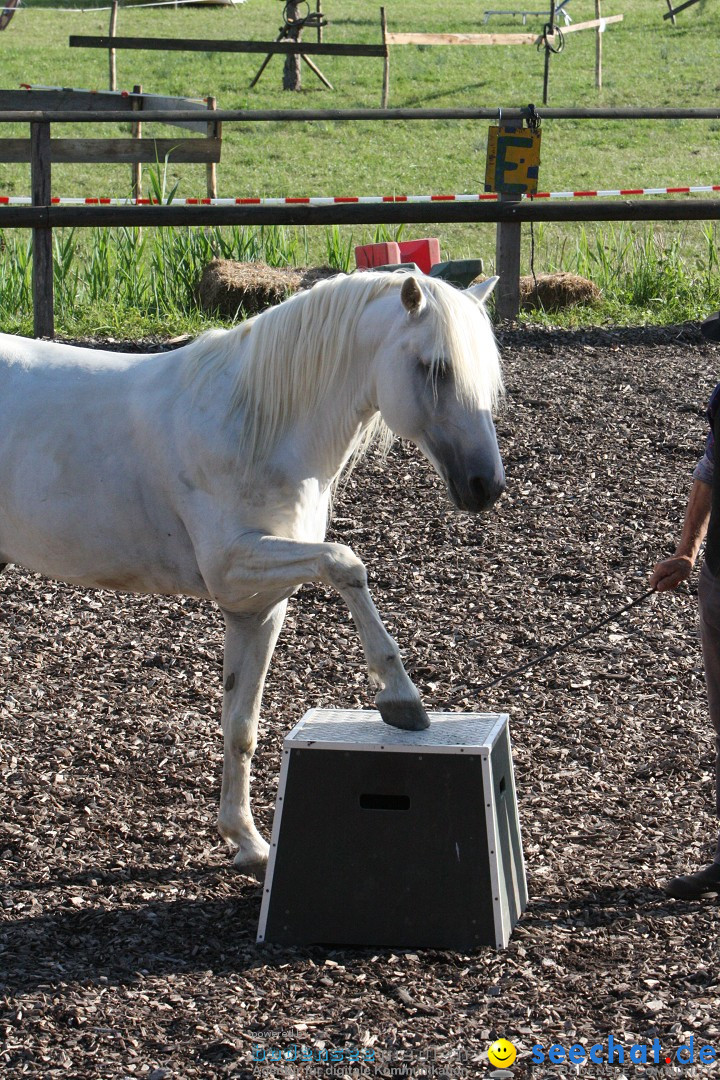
354 241 402 269
398 238 441 275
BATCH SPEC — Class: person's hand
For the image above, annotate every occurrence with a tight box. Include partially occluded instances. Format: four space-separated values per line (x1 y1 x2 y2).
649 554 694 592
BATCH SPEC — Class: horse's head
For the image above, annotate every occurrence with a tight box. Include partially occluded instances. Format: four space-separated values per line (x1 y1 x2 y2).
373 274 505 513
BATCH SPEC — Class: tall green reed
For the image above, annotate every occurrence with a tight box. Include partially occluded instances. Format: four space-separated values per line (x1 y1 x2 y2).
0 231 32 313
533 221 720 320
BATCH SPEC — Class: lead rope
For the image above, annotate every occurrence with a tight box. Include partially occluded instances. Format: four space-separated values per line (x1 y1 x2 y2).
473 588 657 694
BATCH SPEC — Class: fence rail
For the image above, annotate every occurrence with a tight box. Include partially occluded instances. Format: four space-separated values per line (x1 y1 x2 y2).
69 35 387 58
2 199 719 229
0 138 221 164
1 107 720 123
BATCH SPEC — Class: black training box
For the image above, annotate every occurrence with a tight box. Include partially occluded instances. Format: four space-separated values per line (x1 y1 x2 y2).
257 709 527 949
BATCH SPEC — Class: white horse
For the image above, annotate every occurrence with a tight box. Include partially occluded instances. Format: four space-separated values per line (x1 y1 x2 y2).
0 272 504 875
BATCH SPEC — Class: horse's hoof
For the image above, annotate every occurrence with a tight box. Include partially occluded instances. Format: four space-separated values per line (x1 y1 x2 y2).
232 836 270 879
376 696 431 731
233 852 268 880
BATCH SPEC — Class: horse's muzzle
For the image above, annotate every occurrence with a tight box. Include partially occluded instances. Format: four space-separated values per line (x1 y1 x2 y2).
422 413 505 514
448 472 506 513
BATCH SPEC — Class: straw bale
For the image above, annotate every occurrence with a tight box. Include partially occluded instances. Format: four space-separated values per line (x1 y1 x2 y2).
197 259 338 318
519 271 601 310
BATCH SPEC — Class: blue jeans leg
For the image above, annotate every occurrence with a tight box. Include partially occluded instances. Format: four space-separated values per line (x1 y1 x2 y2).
697 561 720 862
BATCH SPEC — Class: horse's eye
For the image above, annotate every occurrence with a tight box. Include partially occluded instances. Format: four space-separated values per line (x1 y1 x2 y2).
417 358 451 382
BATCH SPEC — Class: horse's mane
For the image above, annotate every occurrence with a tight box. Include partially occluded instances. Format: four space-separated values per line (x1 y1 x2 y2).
181 271 502 474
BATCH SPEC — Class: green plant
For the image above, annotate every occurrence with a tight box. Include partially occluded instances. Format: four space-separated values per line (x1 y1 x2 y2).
52 229 79 317
325 225 354 272
0 232 32 314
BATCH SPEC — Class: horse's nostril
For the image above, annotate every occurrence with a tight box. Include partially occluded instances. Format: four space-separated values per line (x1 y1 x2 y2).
470 476 489 505
470 475 504 509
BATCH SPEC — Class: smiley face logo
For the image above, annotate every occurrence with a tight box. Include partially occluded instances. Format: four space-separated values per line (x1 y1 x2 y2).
488 1038 517 1068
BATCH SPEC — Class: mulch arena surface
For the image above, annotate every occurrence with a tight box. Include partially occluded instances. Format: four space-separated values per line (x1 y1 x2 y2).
2 322 720 1079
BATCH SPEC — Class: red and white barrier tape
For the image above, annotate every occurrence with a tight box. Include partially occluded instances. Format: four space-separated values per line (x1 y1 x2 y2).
0 185 718 207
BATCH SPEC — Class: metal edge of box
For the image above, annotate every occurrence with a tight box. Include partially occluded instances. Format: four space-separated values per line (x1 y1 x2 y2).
286 710 510 755
486 712 511 747
282 740 491 755
490 724 529 946
482 750 506 949
504 726 529 912
256 745 293 943
284 709 321 741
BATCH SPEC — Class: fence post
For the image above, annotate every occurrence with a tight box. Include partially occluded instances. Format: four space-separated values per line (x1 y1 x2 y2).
131 83 142 199
595 0 603 89
108 0 119 91
494 194 522 321
381 8 389 108
206 95 218 199
283 1 302 91
31 121 54 339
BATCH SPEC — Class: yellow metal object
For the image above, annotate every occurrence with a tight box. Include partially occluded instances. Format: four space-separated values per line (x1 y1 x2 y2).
484 124 542 195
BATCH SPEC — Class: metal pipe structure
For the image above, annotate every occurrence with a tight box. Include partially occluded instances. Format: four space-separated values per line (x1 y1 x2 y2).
2 199 719 229
2 107 720 124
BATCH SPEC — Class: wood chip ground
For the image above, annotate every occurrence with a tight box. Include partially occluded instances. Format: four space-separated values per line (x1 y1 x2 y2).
1 324 719 1078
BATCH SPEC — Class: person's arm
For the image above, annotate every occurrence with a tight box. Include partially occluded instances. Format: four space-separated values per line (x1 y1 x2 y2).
650 477 712 591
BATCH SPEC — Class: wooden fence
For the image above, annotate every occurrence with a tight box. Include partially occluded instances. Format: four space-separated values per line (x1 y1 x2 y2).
69 33 388 98
1 105 719 336
0 88 221 198
71 3 622 109
380 3 623 106
0 89 222 336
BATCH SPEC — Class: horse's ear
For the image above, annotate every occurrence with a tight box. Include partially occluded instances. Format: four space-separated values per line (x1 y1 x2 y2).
401 275 425 315
466 276 499 306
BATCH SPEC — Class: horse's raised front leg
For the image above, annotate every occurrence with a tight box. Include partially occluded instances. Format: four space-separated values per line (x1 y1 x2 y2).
217 601 288 876
215 536 429 732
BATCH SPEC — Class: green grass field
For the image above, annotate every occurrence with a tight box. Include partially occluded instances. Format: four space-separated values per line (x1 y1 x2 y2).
1 0 720 333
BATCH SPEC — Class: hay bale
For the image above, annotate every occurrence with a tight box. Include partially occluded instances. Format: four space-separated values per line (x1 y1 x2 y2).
197 259 338 319
519 272 601 311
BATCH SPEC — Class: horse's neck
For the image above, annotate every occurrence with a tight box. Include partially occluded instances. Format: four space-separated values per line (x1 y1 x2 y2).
284 377 376 488
183 303 381 490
